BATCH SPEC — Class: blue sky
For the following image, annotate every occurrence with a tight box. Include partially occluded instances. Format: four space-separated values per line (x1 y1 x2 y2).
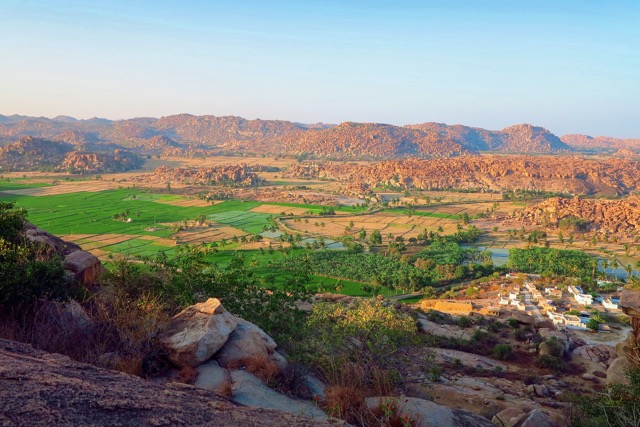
1 0 638 137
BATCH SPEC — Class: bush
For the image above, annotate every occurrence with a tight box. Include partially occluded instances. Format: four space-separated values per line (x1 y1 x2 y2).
571 367 640 427
537 355 565 372
507 318 520 328
493 344 513 360
457 316 472 328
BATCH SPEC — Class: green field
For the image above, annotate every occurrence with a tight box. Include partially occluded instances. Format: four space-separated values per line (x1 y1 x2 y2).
0 188 433 297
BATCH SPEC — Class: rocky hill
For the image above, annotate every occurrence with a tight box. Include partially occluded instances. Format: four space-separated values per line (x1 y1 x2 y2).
407 123 571 153
136 165 265 187
516 196 640 235
0 136 143 173
285 156 640 196
561 134 640 151
276 122 468 159
0 114 590 159
0 136 74 170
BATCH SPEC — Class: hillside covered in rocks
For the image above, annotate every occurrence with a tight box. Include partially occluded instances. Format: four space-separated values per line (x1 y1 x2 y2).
0 114 581 159
0 136 143 173
515 196 640 234
285 156 640 196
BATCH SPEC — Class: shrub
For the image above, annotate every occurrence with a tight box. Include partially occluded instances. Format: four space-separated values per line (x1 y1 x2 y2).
544 337 564 357
457 316 472 328
537 355 565 372
571 367 640 427
507 318 520 328
493 344 513 360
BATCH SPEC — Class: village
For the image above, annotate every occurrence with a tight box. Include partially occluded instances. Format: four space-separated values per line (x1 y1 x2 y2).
418 273 625 337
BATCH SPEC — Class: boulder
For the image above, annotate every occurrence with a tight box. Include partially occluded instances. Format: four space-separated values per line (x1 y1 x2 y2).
513 409 553 427
620 289 640 318
194 360 231 393
533 384 549 397
492 407 525 427
364 396 494 427
538 329 570 354
230 370 327 419
216 318 285 369
38 300 95 335
417 318 470 340
159 298 238 368
63 250 104 286
606 357 630 385
24 224 82 256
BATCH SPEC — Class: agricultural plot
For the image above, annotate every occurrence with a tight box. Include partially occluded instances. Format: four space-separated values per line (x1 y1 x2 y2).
283 213 460 241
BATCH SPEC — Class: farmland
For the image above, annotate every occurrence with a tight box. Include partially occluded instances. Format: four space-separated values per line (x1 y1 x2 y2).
3 153 640 297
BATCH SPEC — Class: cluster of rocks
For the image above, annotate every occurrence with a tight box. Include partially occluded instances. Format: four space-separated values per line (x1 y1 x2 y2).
278 122 468 159
136 164 264 187
284 156 640 196
57 149 143 174
156 298 327 420
517 195 640 234
0 136 142 173
24 223 103 286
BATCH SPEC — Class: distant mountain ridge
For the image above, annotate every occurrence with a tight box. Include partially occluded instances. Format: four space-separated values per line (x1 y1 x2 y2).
0 113 587 159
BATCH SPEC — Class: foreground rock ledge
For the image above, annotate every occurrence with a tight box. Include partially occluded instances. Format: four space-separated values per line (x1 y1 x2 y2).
0 339 344 427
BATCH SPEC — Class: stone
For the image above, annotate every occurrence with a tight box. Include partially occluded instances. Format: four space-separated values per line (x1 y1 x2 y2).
38 300 95 335
63 250 104 286
0 338 341 427
216 318 285 369
582 373 596 381
194 360 231 393
417 318 470 340
606 357 631 385
364 397 494 427
158 298 238 368
616 339 627 358
620 289 640 318
514 409 553 427
230 370 327 419
492 407 525 427
533 384 549 397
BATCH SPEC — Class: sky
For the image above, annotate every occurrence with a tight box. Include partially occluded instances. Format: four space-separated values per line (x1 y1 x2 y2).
0 0 638 137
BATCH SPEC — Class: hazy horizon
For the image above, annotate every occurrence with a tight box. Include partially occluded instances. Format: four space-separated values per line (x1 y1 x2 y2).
1 0 638 138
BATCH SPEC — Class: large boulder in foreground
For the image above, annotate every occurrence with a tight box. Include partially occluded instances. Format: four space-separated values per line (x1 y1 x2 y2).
159 298 238 368
365 396 494 427
0 338 342 426
217 318 286 369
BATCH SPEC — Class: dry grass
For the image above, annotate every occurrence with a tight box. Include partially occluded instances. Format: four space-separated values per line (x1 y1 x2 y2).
215 378 234 398
0 290 171 378
229 354 281 385
174 366 198 384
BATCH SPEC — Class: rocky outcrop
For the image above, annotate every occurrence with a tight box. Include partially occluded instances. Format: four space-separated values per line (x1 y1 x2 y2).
0 339 343 427
158 298 239 368
0 136 142 173
136 164 264 187
364 396 494 427
518 196 640 234
24 223 104 286
284 156 640 196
